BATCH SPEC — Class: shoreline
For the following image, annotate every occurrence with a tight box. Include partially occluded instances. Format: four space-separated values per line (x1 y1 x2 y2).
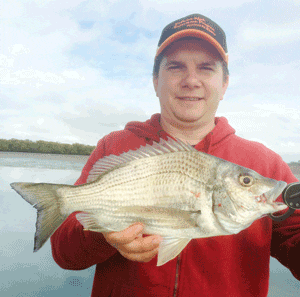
0 151 89 163
0 151 299 179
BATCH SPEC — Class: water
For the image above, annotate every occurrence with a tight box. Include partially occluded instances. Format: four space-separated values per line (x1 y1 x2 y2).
1 152 299 296
1 153 94 297
0 151 89 171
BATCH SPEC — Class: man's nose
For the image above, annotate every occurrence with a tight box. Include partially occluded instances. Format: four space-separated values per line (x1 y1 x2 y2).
181 69 202 89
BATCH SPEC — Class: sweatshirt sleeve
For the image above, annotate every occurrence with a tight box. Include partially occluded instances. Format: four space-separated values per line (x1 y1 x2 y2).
50 137 118 270
270 158 300 280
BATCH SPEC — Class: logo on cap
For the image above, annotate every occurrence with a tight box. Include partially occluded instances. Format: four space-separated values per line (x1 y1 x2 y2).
174 16 216 36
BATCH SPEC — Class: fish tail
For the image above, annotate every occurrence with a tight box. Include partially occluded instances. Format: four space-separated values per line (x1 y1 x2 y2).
10 182 69 252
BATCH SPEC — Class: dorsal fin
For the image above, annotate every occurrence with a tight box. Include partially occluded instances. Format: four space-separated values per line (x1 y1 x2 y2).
86 137 196 183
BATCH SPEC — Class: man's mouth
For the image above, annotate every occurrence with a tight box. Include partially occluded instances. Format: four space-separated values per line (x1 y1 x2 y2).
177 97 202 101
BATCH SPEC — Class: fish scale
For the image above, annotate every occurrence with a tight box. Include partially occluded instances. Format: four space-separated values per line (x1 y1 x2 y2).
62 173 198 213
62 152 214 213
10 137 287 265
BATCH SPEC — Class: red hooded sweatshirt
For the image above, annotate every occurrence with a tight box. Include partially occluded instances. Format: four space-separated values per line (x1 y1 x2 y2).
51 114 300 297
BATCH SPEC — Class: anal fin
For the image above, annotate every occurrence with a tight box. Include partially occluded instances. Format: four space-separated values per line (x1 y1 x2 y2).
157 237 191 266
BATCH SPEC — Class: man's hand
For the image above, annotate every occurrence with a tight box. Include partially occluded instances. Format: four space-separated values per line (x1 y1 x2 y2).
102 223 162 263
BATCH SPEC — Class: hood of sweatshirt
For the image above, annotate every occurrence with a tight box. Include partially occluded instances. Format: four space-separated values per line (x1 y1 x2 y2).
125 113 236 154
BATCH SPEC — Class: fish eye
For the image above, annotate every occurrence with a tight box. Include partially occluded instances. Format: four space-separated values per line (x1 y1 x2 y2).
239 175 254 187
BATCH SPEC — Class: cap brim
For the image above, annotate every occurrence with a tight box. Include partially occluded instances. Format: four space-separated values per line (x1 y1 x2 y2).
155 29 228 64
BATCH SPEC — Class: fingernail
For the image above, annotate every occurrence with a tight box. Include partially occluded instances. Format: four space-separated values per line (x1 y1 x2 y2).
152 237 162 244
132 224 143 233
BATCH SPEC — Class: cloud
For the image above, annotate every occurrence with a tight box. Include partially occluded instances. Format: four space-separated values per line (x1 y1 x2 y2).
137 0 257 11
1 65 158 144
252 104 300 121
218 97 300 154
237 19 300 49
228 61 300 99
0 220 6 231
280 141 297 148
285 0 300 5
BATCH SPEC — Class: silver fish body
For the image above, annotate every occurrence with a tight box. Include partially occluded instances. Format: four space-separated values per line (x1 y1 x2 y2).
10 137 287 266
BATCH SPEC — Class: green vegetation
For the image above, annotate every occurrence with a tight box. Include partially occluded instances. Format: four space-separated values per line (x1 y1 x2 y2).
288 162 300 176
289 162 300 166
0 138 96 155
1 138 300 168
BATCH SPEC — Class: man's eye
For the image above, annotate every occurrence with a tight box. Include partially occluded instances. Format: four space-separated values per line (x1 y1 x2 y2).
168 66 180 69
201 67 213 70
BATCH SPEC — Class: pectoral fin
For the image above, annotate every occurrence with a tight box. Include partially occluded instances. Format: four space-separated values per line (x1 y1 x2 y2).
157 237 191 266
76 212 115 233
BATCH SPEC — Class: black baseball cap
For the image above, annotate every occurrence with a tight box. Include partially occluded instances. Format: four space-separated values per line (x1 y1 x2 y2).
155 14 228 64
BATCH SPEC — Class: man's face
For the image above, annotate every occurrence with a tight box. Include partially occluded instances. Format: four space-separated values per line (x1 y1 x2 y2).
153 39 229 127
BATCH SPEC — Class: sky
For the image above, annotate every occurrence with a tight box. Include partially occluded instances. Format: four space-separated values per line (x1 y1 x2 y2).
1 0 300 162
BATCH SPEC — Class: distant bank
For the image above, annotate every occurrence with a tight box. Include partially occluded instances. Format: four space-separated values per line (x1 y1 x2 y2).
0 138 95 156
1 138 299 174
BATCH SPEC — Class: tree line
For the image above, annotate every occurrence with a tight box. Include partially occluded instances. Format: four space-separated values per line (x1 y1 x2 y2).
0 138 299 166
0 138 96 155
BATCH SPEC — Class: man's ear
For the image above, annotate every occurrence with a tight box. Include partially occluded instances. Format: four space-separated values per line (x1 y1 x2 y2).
220 76 229 101
153 76 159 97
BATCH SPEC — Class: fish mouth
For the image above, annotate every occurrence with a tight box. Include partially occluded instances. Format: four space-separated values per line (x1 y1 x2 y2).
260 181 288 212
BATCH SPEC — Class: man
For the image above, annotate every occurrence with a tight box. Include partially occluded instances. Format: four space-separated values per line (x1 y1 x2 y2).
51 14 300 296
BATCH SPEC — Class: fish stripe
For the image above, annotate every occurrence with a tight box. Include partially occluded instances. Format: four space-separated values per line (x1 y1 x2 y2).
87 137 197 183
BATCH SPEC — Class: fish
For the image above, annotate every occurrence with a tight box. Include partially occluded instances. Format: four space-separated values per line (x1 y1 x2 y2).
10 137 288 266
